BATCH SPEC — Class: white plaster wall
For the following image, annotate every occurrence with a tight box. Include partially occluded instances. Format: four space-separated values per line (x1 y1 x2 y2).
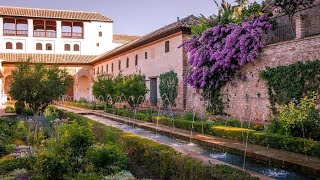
93 33 186 109
0 17 118 55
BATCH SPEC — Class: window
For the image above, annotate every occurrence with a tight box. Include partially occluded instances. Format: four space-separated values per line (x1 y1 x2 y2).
111 63 114 72
106 64 109 73
61 21 83 39
135 54 138 66
36 43 42 50
5 42 13 49
118 60 121 70
74 44 80 51
93 68 95 75
165 41 170 53
46 43 52 51
101 66 104 74
126 58 129 68
96 43 100 47
99 31 103 37
16 42 23 50
97 67 100 75
145 52 148 59
64 44 71 51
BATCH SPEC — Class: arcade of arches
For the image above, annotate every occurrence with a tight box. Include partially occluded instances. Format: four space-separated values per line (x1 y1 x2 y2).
0 65 93 105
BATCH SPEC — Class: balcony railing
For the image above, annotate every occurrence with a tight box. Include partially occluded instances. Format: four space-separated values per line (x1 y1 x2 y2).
62 32 83 39
3 29 28 36
33 30 57 38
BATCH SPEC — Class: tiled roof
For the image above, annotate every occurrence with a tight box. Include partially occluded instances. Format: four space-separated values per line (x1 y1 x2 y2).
0 53 96 64
91 15 199 64
113 34 141 45
0 6 112 22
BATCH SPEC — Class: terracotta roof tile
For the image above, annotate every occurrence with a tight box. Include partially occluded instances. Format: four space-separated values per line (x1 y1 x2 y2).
91 15 199 64
0 53 96 64
0 6 112 22
113 34 141 44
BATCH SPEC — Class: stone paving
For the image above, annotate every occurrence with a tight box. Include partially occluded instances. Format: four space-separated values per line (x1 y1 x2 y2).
54 105 320 178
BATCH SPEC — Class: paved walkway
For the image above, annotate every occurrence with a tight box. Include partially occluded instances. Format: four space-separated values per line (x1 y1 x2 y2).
55 105 320 178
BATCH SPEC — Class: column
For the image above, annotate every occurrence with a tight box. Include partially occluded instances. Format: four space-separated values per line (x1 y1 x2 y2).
56 21 62 38
295 15 305 39
27 19 33 37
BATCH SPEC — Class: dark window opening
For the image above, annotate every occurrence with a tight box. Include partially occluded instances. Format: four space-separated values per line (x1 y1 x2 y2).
36 43 42 50
119 60 121 70
74 44 80 51
165 41 170 53
145 52 148 59
16 42 23 50
99 31 103 37
46 43 52 51
6 42 13 49
64 44 71 51
126 58 129 68
135 54 138 66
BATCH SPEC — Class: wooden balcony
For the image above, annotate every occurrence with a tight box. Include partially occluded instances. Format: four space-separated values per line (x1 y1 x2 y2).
62 32 83 39
3 29 28 37
33 30 57 38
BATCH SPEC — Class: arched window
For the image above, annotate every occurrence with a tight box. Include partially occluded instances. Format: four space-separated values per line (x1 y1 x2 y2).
64 44 70 51
135 54 138 66
6 42 13 49
16 42 23 50
36 43 42 50
118 60 121 70
46 43 52 51
106 64 109 73
74 44 80 51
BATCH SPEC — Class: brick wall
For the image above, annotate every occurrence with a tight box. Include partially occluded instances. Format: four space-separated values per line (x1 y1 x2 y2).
221 35 320 122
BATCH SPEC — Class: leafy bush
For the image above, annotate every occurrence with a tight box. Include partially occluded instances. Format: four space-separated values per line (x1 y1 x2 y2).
87 143 127 173
4 105 15 113
269 93 320 140
14 101 25 115
0 157 34 175
159 70 178 108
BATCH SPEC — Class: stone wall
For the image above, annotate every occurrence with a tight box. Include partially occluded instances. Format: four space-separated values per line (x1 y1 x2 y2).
222 35 320 122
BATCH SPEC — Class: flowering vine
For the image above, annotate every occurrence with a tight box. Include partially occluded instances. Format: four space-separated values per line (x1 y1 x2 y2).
182 15 272 114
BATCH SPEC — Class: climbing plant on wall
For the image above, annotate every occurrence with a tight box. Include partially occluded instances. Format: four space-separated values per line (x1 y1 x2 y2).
260 60 320 113
181 15 272 114
159 70 178 109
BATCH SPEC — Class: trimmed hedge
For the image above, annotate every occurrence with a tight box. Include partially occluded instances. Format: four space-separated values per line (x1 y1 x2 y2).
63 101 104 110
57 108 256 180
62 103 320 157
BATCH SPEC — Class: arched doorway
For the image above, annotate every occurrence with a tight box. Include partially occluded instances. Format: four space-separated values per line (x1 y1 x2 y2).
4 75 13 104
78 75 90 101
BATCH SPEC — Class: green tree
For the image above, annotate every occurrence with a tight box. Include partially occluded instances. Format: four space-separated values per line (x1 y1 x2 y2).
10 61 73 115
120 74 147 109
93 74 116 106
159 70 178 108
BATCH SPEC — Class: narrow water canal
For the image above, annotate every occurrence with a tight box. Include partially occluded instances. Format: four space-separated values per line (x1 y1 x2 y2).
83 114 315 180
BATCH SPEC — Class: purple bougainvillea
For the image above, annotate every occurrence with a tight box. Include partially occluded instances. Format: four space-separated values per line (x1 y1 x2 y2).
182 15 272 102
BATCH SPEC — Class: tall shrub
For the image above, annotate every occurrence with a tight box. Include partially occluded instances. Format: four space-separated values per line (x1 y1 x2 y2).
93 74 116 106
159 70 178 108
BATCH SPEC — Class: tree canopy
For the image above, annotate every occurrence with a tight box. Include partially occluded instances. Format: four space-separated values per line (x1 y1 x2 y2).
10 61 73 114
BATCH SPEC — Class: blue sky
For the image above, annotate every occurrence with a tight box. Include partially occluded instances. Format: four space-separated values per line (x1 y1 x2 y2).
0 0 260 35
